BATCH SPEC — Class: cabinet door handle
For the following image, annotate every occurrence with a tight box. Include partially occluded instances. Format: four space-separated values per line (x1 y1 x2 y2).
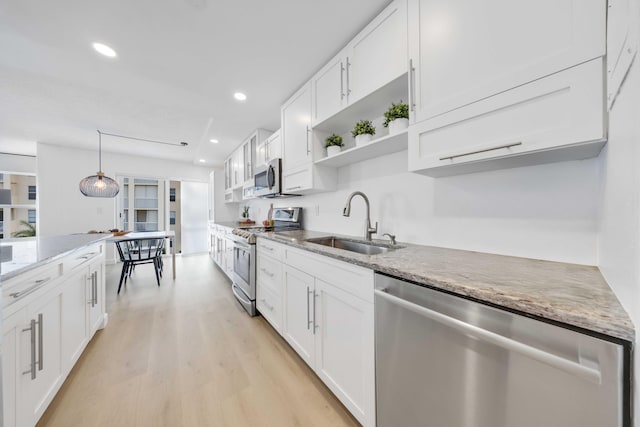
37 313 43 371
313 291 319 334
307 286 313 330
260 268 274 277
306 126 311 155
22 319 37 380
346 58 352 96
9 277 52 299
409 58 416 112
439 142 523 161
260 298 274 312
340 62 345 100
93 272 98 307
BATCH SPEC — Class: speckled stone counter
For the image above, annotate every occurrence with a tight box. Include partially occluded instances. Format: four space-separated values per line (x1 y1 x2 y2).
259 230 634 342
0 234 111 282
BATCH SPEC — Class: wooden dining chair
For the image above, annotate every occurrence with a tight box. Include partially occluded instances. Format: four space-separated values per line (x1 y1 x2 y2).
114 237 165 294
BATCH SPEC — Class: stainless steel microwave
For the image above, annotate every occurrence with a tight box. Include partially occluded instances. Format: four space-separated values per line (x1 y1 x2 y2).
254 158 281 197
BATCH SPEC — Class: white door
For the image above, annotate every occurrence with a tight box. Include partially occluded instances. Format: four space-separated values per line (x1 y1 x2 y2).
408 0 606 124
282 265 315 366
313 279 375 427
23 287 63 425
3 308 27 427
312 53 347 126
281 83 312 172
60 267 88 370
348 0 407 104
181 181 209 255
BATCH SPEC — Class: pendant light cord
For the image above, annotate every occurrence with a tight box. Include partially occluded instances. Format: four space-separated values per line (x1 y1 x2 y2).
97 130 102 172
98 130 188 147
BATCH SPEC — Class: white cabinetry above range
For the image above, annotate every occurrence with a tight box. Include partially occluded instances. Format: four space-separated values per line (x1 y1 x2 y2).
224 128 272 203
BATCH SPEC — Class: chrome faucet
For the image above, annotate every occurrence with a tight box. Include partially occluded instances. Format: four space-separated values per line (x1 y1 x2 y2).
343 191 378 241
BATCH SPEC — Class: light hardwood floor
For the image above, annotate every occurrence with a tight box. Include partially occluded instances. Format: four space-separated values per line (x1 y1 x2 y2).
37 254 359 427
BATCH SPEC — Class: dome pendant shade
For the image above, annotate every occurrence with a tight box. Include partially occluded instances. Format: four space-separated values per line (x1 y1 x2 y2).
79 171 120 197
79 130 119 198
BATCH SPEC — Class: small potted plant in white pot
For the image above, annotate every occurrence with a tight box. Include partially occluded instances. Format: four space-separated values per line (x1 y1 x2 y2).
383 101 409 134
325 133 343 156
352 119 376 146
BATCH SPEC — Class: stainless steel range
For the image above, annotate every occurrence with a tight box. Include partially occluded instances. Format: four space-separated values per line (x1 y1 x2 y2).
228 207 302 316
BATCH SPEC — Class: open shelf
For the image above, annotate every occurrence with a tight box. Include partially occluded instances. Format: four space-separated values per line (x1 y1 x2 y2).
314 130 408 168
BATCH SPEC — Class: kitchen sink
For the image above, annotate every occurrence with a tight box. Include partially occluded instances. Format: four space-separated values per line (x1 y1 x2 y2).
304 236 395 255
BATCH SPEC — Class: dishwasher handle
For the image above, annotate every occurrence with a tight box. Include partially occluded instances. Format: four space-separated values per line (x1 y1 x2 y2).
375 289 602 384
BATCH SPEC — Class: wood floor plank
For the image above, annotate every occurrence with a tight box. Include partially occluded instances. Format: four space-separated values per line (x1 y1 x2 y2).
36 254 359 427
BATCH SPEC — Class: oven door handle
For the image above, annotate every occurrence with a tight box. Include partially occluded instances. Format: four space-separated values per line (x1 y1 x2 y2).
233 240 251 250
232 283 252 305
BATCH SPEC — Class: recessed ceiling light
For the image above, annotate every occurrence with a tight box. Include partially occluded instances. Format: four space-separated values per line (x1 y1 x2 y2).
209 139 219 144
92 42 117 58
199 159 206 163
234 92 247 101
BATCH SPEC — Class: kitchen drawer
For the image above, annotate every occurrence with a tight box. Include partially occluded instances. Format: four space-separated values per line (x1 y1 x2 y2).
257 254 282 295
257 280 283 334
284 245 374 303
257 238 285 262
2 262 63 310
63 243 103 272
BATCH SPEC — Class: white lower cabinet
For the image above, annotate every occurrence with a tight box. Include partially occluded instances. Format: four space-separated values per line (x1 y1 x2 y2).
282 265 316 366
2 241 107 427
22 286 63 425
258 238 375 426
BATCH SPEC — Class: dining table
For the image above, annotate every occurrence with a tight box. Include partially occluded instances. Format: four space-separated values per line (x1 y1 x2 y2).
107 230 177 279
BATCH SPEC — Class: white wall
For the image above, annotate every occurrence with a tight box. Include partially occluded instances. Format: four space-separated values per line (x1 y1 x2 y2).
245 153 600 265
37 143 211 237
180 181 209 254
598 47 640 427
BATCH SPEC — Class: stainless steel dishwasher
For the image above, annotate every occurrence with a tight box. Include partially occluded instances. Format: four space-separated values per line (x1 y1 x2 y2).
375 273 626 427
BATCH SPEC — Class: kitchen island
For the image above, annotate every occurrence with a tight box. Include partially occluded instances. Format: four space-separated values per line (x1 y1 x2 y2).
2 233 109 427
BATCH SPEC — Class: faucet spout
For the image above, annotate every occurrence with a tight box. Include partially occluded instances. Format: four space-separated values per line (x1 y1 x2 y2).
343 191 378 241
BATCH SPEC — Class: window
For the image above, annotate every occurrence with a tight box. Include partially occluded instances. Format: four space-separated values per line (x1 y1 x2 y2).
28 185 36 200
169 211 176 225
28 209 36 223
170 188 176 202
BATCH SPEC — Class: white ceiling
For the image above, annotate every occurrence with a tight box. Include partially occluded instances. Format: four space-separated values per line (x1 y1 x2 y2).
0 0 390 167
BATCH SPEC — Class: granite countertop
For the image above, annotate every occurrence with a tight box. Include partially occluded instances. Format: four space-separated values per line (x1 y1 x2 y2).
259 230 634 342
212 221 260 230
0 234 111 282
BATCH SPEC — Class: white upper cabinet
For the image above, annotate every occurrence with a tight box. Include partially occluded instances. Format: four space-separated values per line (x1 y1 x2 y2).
407 0 607 176
348 0 407 104
408 0 606 124
282 82 313 171
312 51 349 126
311 0 408 128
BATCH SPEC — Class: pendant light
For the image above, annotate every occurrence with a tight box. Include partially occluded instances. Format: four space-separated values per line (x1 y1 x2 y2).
79 130 120 197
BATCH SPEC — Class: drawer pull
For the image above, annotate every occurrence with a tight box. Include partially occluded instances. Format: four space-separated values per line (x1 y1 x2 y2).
285 186 302 191
439 142 522 161
76 252 96 260
9 277 52 299
261 245 274 252
260 268 274 277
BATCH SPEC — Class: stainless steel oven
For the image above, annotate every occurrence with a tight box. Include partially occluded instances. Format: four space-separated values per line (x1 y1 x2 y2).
230 237 256 316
